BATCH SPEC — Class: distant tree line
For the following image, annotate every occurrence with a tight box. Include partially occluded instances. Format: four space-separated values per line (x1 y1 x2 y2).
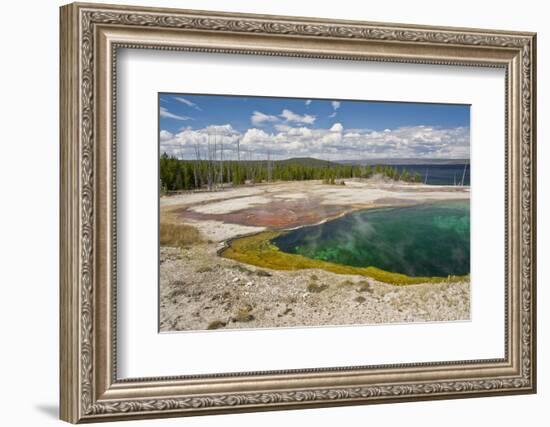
160 153 423 193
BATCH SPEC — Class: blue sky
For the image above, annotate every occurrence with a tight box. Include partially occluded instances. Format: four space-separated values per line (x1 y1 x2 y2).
159 93 470 161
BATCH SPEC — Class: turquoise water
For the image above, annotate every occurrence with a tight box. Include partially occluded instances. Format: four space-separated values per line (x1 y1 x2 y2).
272 201 470 277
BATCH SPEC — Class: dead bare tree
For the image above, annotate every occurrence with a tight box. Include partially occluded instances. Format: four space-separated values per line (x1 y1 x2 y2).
226 151 231 186
205 132 215 191
193 142 202 189
243 148 251 182
246 149 251 182
267 149 272 182
218 132 225 189
460 163 468 186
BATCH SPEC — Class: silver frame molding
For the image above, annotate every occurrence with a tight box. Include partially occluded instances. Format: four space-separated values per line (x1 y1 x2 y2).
60 2 537 423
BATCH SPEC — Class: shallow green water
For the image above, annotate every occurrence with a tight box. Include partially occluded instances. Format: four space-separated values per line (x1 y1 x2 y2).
272 201 470 277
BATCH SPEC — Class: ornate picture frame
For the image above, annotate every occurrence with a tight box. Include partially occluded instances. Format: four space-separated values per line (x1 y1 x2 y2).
60 2 536 423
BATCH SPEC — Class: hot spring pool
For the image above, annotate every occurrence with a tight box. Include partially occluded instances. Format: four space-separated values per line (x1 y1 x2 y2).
272 201 470 278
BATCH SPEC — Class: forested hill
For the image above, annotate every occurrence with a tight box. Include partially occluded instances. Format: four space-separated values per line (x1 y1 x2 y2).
276 157 338 167
159 154 422 192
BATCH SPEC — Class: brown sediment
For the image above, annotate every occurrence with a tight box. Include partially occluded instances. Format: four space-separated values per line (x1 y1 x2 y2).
176 198 354 230
162 180 469 232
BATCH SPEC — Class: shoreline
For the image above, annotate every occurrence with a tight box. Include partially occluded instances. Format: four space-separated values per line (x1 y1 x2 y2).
220 230 468 286
217 198 469 285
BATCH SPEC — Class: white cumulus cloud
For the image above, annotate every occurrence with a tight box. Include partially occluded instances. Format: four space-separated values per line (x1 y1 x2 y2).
160 130 173 141
330 123 343 132
251 111 279 126
329 101 341 118
279 109 316 124
160 123 469 161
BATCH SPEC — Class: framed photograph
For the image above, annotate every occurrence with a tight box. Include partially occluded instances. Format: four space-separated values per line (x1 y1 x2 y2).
60 2 536 423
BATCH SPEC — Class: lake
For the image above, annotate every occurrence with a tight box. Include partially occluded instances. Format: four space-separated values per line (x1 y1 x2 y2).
272 200 470 278
392 164 470 186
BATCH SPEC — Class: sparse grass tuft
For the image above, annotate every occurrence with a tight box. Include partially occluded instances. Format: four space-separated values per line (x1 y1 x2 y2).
166 281 187 299
339 280 355 286
256 270 272 277
356 281 372 293
167 288 186 299
196 266 213 273
160 222 203 248
231 264 272 277
207 320 226 330
233 306 254 322
170 280 186 287
307 282 329 293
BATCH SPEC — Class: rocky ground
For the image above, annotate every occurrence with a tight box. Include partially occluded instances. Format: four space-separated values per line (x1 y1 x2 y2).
159 244 470 332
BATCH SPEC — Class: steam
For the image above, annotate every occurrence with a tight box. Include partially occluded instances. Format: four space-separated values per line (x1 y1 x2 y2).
273 201 470 277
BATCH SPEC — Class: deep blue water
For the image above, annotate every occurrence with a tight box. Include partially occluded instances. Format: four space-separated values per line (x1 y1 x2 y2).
392 164 470 186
